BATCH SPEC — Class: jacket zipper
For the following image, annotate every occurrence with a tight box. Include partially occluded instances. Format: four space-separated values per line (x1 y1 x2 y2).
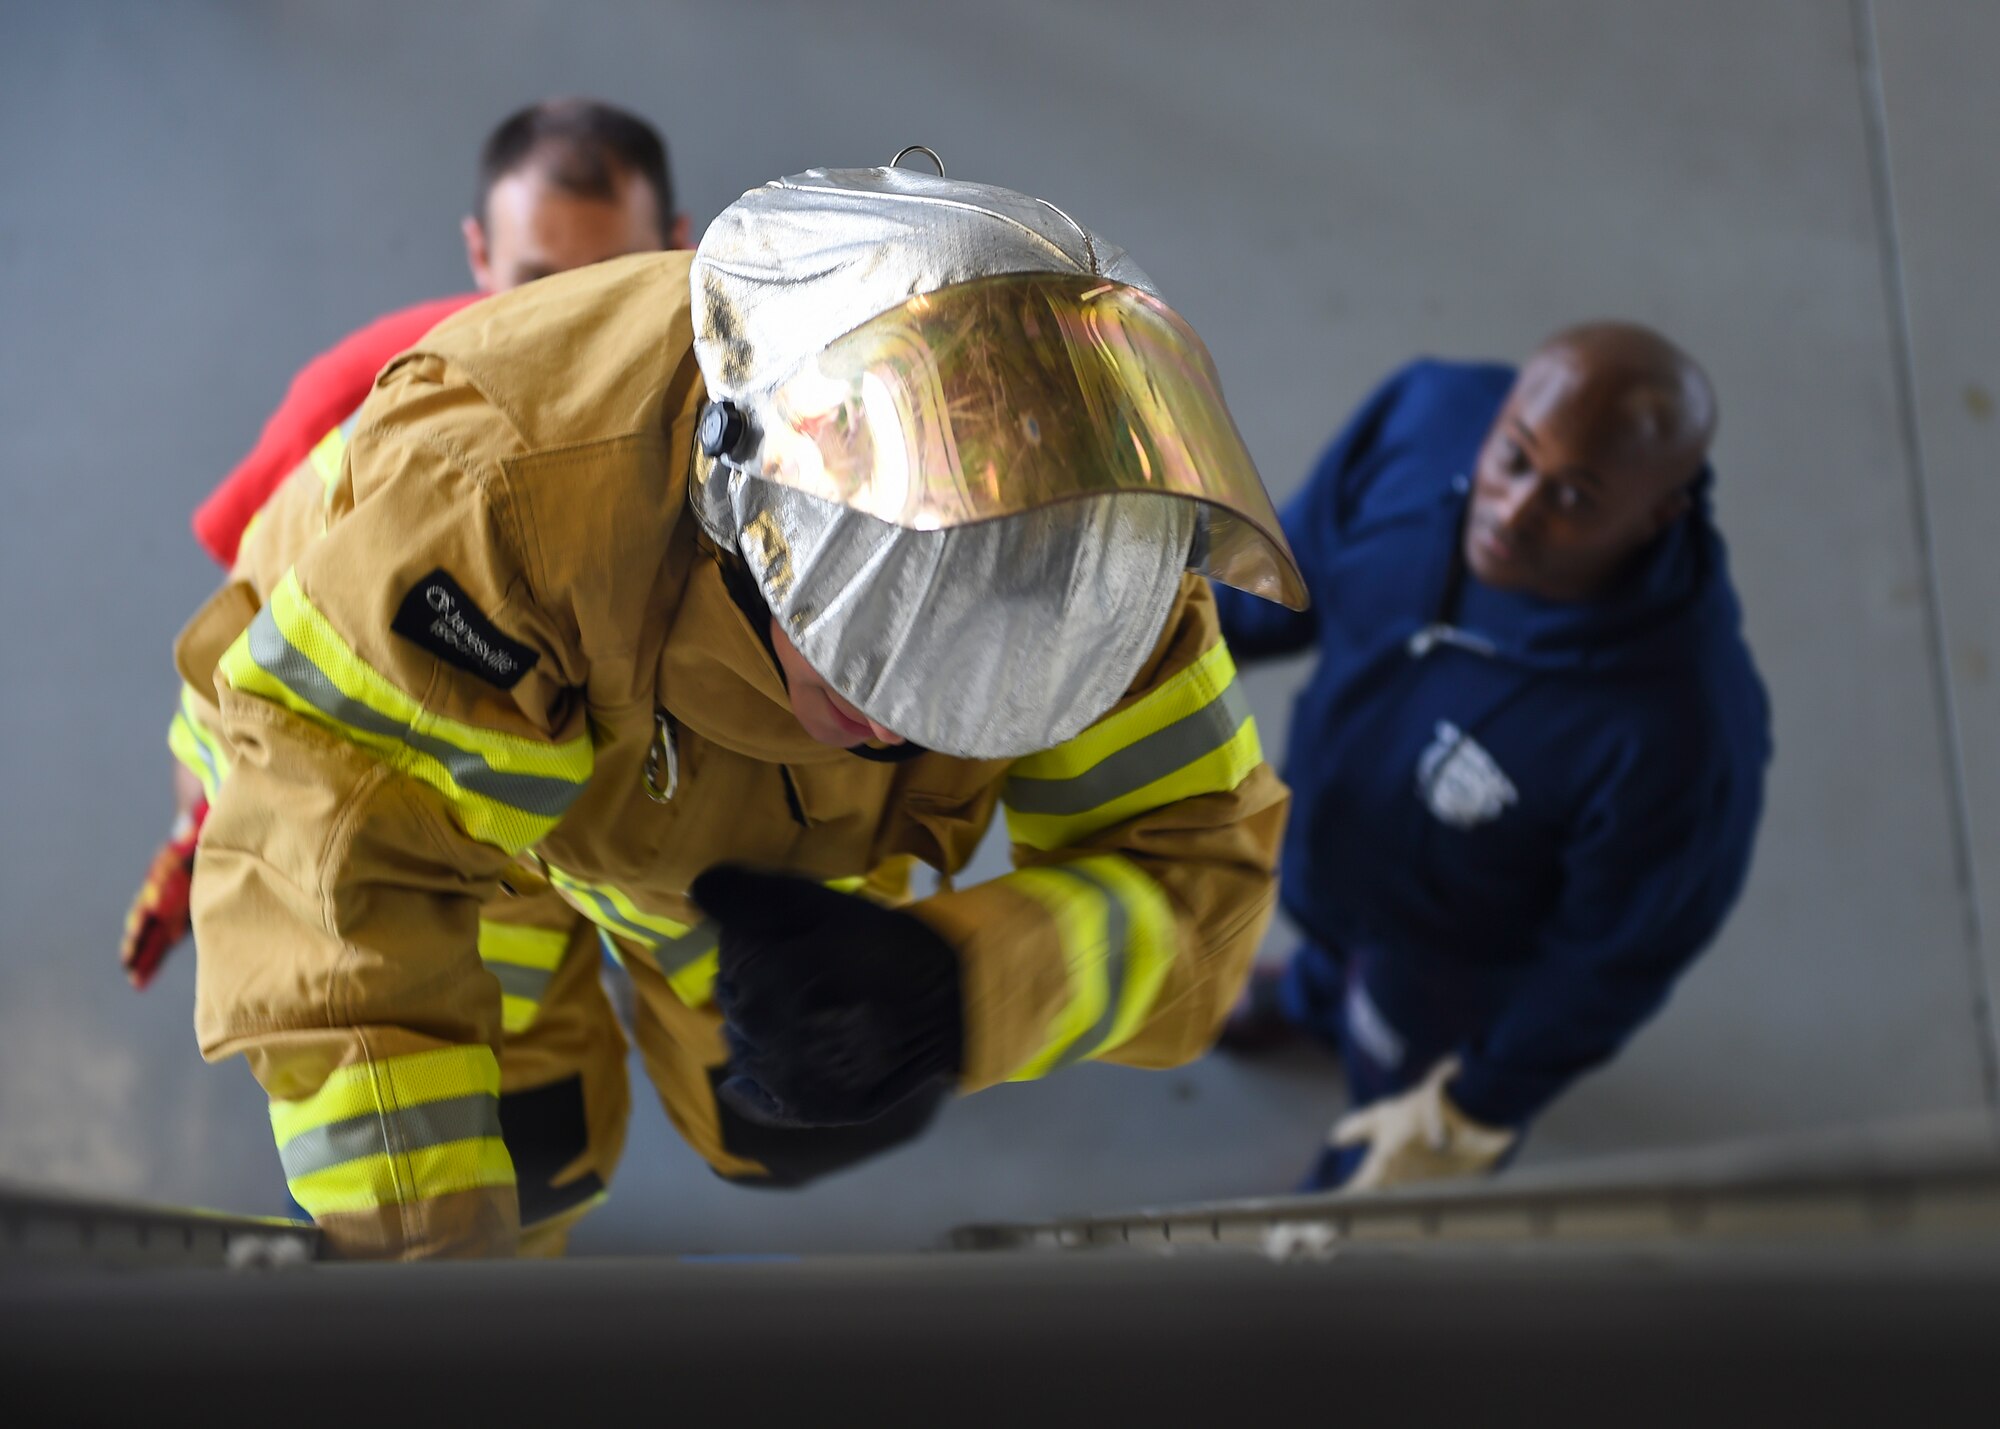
779 766 807 828
1407 623 1498 659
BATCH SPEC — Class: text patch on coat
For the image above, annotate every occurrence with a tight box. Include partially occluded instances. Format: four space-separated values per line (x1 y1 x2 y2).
392 568 540 689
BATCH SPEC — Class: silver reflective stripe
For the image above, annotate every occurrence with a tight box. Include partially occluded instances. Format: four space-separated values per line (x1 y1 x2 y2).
560 880 665 950
487 962 553 1001
547 871 717 971
656 921 719 974
1003 679 1253 816
245 608 582 817
1048 865 1129 1070
276 1091 500 1182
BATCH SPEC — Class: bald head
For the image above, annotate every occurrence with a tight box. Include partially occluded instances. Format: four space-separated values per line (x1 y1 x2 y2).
1463 322 1718 601
1531 321 1717 482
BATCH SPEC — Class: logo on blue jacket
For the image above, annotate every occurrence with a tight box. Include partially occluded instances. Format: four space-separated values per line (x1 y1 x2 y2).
1416 721 1517 830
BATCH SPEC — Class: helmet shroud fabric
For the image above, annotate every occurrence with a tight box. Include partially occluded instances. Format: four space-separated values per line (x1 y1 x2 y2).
689 162 1298 757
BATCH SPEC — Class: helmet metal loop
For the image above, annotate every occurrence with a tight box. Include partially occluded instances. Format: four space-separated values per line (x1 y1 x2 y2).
889 145 946 176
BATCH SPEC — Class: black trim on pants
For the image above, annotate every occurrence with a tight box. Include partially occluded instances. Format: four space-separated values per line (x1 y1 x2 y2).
499 1074 604 1225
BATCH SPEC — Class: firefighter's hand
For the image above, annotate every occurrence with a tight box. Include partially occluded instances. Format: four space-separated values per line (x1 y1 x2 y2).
692 864 963 1129
1329 1056 1517 1192
120 800 207 990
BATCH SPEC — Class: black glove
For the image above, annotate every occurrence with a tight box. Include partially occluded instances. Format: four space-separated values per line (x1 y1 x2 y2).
691 864 964 1129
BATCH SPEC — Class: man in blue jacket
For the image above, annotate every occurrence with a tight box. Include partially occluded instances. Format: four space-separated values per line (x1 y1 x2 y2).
1215 323 1770 1192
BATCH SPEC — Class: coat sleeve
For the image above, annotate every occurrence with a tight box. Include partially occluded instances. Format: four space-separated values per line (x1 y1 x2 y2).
189 355 592 1260
169 451 343 802
913 577 1290 1091
1210 363 1416 662
1446 728 1769 1127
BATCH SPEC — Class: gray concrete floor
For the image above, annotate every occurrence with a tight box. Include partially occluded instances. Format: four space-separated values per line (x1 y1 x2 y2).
2 2 1997 1253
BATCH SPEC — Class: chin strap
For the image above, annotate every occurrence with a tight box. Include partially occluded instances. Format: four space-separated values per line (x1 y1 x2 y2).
846 739 929 764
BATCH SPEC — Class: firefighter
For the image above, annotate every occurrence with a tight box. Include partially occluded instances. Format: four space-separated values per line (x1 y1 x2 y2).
135 98 682 1251
180 156 1302 1259
125 98 681 992
181 420 919 1254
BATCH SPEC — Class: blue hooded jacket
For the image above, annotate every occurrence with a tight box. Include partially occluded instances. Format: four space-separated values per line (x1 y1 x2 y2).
1215 360 1771 1126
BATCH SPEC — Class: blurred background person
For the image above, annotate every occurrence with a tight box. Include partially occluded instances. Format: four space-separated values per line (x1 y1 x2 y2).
1215 324 1771 1192
122 97 683 992
190 96 684 571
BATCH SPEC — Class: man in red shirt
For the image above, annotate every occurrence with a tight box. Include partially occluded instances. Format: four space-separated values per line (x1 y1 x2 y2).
126 98 683 987
191 98 685 567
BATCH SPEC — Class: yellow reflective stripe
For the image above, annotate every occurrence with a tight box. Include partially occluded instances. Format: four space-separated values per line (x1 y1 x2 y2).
998 856 1178 1081
669 953 719 1007
268 1045 500 1146
479 921 567 1035
267 1045 510 1217
186 685 229 760
548 868 878 1009
288 1136 514 1218
543 863 712 1003
545 864 693 945
549 867 868 943
477 921 568 972
260 572 587 780
311 414 360 519
658 876 896 1007
1006 722 1260 852
219 572 591 853
168 711 222 801
308 423 347 494
1072 855 1177 1056
500 996 538 1035
1012 641 1236 780
1003 642 1262 851
170 679 231 799
1003 866 1113 1080
858 856 914 906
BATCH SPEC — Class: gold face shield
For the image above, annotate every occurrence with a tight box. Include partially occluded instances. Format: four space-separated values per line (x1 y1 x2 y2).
700 273 1306 610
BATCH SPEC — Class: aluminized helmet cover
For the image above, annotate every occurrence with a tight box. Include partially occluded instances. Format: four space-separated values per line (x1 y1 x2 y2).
689 162 1302 758
708 475 1196 759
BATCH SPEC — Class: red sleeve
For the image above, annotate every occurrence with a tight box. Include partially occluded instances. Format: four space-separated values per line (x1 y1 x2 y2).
190 293 483 565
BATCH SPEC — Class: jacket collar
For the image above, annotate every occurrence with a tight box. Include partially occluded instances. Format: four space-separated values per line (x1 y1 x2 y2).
656 535 857 766
1442 468 1725 675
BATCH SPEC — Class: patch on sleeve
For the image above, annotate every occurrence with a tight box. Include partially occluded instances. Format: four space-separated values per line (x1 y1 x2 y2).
391 568 540 690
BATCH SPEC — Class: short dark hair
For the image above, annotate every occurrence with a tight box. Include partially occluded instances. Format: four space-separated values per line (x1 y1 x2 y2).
475 98 675 240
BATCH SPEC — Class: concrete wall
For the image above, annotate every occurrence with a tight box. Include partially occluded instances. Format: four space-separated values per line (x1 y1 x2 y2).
1873 0 2000 1112
1 0 1992 1251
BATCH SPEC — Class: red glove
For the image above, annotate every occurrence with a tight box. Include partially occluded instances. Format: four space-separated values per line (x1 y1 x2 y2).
121 799 207 990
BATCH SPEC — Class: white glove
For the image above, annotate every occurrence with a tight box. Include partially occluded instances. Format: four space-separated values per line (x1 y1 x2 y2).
1330 1056 1516 1192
